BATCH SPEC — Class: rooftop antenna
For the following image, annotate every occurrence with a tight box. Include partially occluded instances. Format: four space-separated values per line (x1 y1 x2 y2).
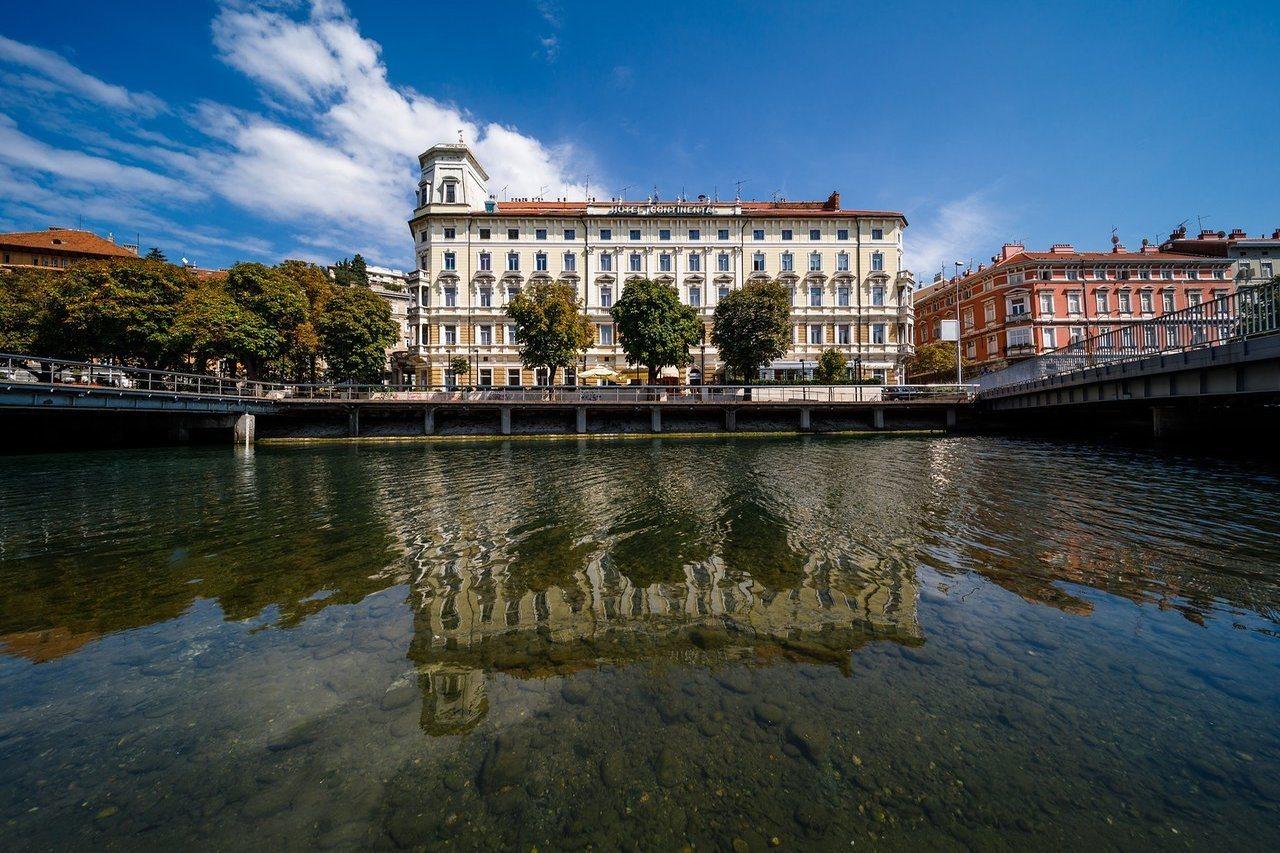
652 184 660 202
500 185 508 200
618 184 632 202
713 185 718 202
734 179 748 202
1197 214 1210 233
771 189 782 203
680 185 686 202
584 174 590 201
538 185 548 201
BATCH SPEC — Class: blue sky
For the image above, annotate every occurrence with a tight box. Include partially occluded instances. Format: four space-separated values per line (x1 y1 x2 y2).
1 0 1275 276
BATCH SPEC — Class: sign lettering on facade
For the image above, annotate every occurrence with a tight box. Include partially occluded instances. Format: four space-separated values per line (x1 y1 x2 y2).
595 204 726 217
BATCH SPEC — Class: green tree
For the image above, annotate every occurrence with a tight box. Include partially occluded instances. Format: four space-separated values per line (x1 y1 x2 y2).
906 340 961 381
224 262 309 378
609 278 702 383
710 279 791 384
0 267 66 355
276 260 336 381
58 259 194 366
505 280 595 385
316 285 399 383
143 247 167 263
332 253 369 287
172 283 275 375
448 355 471 383
814 348 848 383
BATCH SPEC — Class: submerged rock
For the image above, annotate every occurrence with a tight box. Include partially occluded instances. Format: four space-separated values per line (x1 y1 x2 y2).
786 720 830 762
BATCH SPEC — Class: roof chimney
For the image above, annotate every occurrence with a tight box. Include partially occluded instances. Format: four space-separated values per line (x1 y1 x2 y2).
1273 229 1280 240
1049 243 1075 254
1000 242 1024 262
823 191 840 210
1229 228 1247 239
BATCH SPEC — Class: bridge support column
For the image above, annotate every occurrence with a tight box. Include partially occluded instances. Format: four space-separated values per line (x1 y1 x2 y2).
576 407 587 434
799 408 811 431
651 407 662 433
234 413 255 446
945 407 957 430
348 409 359 437
873 408 884 430
500 407 512 435
423 407 435 435
724 409 736 432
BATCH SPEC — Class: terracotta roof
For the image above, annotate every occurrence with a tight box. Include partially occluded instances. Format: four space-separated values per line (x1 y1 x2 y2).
426 201 906 221
0 228 137 259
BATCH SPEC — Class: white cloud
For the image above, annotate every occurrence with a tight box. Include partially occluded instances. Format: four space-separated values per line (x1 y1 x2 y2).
905 193 1002 282
0 1 590 267
0 35 165 116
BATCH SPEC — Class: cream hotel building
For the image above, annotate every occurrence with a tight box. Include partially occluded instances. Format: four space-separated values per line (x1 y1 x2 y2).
402 143 915 386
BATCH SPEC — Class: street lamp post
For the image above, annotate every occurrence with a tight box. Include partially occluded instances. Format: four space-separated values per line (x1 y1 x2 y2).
953 261 964 387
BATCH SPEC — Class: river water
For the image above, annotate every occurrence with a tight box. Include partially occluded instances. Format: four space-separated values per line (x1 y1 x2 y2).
0 436 1277 851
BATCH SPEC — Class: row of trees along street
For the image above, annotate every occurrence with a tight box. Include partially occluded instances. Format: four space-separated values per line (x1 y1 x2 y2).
0 252 398 384
501 277 858 385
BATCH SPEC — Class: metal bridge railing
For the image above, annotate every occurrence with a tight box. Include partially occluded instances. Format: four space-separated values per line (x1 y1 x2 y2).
977 279 1280 393
0 353 977 405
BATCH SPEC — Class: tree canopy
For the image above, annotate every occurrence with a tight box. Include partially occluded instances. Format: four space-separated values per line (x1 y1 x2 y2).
906 340 962 381
609 278 702 383
315 285 399 383
332 253 369 287
143 247 167 262
711 280 792 383
814 348 849 383
505 280 595 384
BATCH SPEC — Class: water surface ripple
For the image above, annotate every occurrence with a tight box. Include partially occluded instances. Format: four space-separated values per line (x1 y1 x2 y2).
0 436 1278 850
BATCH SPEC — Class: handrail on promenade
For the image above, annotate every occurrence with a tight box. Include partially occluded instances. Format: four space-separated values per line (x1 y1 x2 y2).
976 279 1280 393
0 351 977 405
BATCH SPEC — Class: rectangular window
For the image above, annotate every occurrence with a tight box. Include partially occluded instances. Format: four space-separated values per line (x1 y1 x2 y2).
600 228 612 240
809 252 822 272
836 253 849 271
688 253 701 272
1069 327 1085 345
984 302 996 323
717 253 730 272
809 286 822 307
871 285 885 307
479 228 491 240
718 286 730 301
507 286 520 303
1163 291 1175 312
781 253 794 272
629 229 641 241
479 252 491 271
962 308 974 328
718 228 730 240
444 287 457 307
1067 291 1081 314
871 252 884 272
1066 268 1079 281
808 324 823 344
564 228 576 240
506 323 518 343
837 324 851 345
507 252 520 272
1095 291 1108 312
689 286 701 307
599 253 613 272
443 325 457 345
1161 267 1173 280
629 253 642 272
809 229 821 240
871 323 886 344
871 227 883 240
753 229 765 240
837 286 850 307
535 253 548 272
507 368 521 386
781 229 793 241
753 252 765 272
599 324 614 345
508 228 519 240
479 325 493 345
837 228 849 241
659 254 672 272
689 229 700 241
1038 293 1054 314
479 287 492 308
444 227 456 239
600 286 613 308
659 228 671 241
478 368 493 387
1041 327 1055 349
535 228 547 241
563 253 576 272
445 184 456 203
1140 291 1153 312
443 251 456 271
1118 291 1131 312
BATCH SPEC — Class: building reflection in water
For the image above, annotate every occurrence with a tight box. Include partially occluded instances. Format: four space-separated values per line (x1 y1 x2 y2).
407 543 921 735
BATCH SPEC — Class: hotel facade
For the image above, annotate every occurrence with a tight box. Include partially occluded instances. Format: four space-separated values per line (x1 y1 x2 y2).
400 143 915 386
912 240 1235 377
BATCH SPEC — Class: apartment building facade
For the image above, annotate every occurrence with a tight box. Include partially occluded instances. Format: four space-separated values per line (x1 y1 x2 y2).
1159 225 1280 284
0 227 138 270
913 240 1235 375
402 143 914 387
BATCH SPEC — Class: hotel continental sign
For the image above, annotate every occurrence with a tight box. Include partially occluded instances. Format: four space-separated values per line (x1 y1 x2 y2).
401 143 915 386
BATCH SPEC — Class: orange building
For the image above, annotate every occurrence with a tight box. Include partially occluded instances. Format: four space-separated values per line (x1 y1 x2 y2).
912 240 1235 377
0 227 138 271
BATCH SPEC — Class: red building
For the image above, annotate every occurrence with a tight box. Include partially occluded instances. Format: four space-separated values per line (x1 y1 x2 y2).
912 240 1235 377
